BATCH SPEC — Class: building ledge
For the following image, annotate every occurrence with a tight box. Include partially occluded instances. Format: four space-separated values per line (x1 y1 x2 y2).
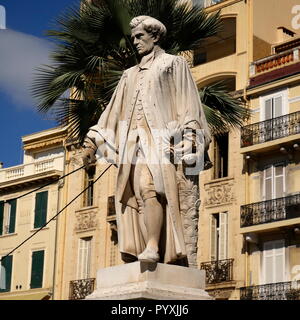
0 170 62 195
206 280 236 291
248 62 300 89
240 133 300 155
0 288 51 300
240 217 300 234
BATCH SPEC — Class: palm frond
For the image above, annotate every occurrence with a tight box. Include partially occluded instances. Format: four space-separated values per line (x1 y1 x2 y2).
32 0 247 142
200 81 251 135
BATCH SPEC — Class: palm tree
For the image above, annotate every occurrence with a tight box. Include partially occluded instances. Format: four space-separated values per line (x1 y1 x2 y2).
32 0 249 142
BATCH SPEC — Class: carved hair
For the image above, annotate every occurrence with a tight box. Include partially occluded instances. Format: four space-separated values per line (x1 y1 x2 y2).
130 16 167 42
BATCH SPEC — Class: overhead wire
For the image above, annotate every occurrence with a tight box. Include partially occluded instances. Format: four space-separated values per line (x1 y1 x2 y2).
5 164 86 202
0 163 112 264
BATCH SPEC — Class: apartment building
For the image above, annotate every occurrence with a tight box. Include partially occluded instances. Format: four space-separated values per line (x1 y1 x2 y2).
0 127 66 300
196 0 300 300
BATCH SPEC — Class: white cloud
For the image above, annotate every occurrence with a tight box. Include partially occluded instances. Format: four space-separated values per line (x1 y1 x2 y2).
0 29 52 109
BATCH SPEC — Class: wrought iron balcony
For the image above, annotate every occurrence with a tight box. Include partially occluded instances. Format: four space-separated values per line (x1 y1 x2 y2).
69 278 95 300
240 281 300 300
241 193 300 227
200 259 234 285
241 111 300 148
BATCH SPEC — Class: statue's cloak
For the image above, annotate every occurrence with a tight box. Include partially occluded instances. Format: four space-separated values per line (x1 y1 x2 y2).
86 48 211 263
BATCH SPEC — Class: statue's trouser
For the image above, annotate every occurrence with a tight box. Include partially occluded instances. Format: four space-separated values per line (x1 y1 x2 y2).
130 151 164 257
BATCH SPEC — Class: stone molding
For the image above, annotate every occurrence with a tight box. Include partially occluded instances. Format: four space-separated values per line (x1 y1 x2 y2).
75 207 98 232
204 178 235 208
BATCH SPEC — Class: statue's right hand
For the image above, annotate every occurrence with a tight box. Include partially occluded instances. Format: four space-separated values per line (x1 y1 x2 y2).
82 147 97 169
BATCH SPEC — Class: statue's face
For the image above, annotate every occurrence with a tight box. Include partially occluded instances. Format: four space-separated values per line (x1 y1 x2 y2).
131 25 158 56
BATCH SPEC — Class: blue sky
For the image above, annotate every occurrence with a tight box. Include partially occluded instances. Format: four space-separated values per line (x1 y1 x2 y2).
0 0 79 168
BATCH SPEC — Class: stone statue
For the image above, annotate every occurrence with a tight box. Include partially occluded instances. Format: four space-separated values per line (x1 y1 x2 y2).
82 16 211 266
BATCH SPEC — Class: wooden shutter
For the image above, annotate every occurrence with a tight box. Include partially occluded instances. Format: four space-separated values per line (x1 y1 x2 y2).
0 265 5 289
263 240 285 284
210 215 217 261
264 98 272 120
213 137 220 179
8 199 16 234
34 191 48 229
0 255 13 292
273 96 283 118
263 164 285 201
218 212 228 260
30 250 44 289
77 237 92 279
0 201 4 236
263 166 273 201
274 164 285 198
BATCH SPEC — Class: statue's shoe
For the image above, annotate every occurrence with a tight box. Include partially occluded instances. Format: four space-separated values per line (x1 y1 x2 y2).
138 248 159 263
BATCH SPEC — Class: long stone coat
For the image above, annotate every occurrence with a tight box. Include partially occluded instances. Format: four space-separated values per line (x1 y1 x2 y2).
85 48 211 263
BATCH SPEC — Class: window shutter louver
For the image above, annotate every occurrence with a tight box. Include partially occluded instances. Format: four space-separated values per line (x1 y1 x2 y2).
219 212 228 260
263 166 273 201
34 191 48 229
8 199 16 234
210 215 217 261
263 240 285 284
77 237 92 279
0 255 13 292
264 98 272 120
274 164 285 198
30 250 44 289
274 96 283 118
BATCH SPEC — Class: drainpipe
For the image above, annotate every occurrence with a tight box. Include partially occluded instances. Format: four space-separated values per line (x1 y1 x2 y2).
51 142 67 300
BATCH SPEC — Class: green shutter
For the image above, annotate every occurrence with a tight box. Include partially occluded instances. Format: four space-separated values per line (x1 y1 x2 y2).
8 199 16 234
34 191 48 229
0 201 4 236
0 255 13 292
30 250 44 289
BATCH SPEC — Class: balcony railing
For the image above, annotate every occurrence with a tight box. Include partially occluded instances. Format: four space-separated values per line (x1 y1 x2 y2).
241 111 300 148
249 47 300 77
69 278 95 300
240 281 300 300
241 193 300 227
0 156 64 183
200 259 234 285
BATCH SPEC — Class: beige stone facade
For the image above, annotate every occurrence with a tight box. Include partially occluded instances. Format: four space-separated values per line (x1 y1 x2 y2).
0 127 67 300
53 0 300 301
197 0 300 300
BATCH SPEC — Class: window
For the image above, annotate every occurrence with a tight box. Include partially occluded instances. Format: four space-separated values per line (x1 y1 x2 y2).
0 199 17 235
33 191 48 229
30 250 44 289
261 90 287 121
77 237 92 280
107 196 116 216
210 212 228 261
262 240 286 284
0 255 13 292
263 163 285 201
83 168 95 207
213 133 229 179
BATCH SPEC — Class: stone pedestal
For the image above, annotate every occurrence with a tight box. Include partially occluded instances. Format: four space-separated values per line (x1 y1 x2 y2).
86 261 213 300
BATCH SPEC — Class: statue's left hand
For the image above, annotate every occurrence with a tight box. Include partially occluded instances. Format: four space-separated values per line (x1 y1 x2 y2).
173 137 194 161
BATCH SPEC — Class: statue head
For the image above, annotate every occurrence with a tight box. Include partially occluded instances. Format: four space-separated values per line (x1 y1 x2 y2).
130 16 167 56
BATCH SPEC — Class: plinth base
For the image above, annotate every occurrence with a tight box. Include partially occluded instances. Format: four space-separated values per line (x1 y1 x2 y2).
85 261 213 300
